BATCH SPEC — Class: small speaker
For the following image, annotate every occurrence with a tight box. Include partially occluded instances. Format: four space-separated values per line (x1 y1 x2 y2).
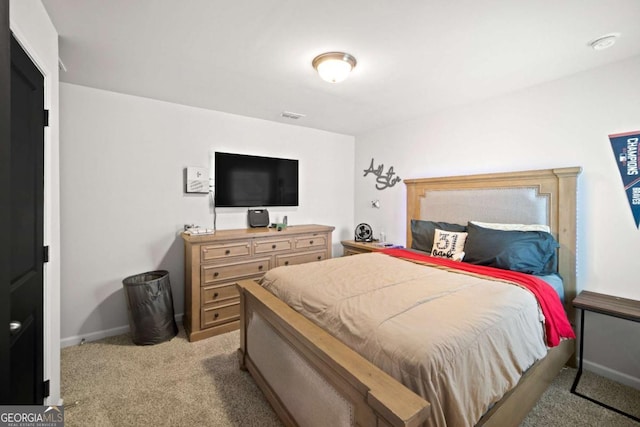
248 209 270 228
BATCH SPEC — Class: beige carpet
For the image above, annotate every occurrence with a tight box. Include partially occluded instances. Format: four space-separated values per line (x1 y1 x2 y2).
61 326 640 426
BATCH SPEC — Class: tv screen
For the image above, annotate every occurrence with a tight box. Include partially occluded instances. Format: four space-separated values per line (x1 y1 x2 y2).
214 152 299 207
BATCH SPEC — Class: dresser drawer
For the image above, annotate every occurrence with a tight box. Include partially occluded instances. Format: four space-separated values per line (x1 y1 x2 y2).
276 250 327 267
254 238 292 254
201 283 240 306
201 241 251 262
201 301 239 329
202 258 270 285
294 234 327 250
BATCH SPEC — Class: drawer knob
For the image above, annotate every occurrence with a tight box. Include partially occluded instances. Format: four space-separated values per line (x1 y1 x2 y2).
258 265 263 270
225 249 231 255
214 313 219 319
213 292 219 298
309 240 314 245
284 261 289 266
272 244 276 249
214 272 219 277
317 256 322 260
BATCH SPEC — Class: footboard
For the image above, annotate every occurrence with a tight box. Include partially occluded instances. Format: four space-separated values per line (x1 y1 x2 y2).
236 279 430 427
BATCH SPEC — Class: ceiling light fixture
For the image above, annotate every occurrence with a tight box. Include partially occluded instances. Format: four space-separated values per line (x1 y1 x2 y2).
312 52 357 83
588 33 621 51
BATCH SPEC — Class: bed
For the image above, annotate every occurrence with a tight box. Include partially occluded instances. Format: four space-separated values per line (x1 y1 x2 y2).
236 166 581 427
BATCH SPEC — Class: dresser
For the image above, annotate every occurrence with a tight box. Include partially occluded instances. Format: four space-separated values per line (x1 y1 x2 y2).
182 224 335 342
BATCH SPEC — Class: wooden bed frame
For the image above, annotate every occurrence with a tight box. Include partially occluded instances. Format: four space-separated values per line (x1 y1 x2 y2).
237 166 581 427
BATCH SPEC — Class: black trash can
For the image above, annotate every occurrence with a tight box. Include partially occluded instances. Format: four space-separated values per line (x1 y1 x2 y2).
122 270 179 345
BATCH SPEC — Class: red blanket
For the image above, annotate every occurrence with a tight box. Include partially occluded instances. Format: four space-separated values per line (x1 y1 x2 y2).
381 248 575 347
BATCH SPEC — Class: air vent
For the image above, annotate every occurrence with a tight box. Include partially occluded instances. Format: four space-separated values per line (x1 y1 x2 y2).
281 111 306 120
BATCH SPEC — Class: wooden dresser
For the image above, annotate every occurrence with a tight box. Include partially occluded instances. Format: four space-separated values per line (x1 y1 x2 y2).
182 224 335 342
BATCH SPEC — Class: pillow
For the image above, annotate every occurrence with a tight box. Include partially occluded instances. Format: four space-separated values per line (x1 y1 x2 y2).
470 220 551 233
431 229 467 261
473 219 559 272
410 220 467 253
463 222 559 275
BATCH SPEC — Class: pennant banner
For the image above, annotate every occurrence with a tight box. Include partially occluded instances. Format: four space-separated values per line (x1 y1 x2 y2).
609 131 640 228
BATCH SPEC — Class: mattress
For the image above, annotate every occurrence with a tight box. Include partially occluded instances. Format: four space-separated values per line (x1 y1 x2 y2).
259 252 551 426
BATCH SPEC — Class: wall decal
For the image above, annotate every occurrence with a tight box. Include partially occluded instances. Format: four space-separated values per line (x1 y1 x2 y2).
363 158 402 190
609 130 640 227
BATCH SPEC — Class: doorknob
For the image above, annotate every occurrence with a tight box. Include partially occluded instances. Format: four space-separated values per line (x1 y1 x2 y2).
9 321 22 335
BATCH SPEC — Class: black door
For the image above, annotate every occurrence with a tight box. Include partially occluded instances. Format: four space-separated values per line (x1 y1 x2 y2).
0 0 11 405
2 29 45 403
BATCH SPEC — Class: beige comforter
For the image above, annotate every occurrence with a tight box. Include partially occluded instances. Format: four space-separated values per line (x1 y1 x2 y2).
260 252 548 427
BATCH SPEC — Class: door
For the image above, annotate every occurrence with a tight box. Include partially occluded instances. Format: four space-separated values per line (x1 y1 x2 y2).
0 0 10 404
4 32 45 403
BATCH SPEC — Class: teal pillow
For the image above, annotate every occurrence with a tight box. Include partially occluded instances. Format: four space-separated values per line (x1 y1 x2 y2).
463 222 558 275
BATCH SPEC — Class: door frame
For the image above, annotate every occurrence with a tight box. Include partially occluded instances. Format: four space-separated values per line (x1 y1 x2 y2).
6 19 58 404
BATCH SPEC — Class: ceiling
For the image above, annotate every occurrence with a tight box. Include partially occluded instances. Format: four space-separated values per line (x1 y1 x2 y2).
41 0 640 136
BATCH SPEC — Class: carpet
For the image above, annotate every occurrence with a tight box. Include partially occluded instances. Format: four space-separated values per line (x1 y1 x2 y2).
61 326 639 426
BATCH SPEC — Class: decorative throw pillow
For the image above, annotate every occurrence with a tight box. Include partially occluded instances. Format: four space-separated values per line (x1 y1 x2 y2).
430 229 468 261
411 220 467 253
463 222 559 275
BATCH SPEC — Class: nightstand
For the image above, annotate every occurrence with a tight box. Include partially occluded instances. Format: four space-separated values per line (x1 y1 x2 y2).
341 240 403 256
570 291 640 422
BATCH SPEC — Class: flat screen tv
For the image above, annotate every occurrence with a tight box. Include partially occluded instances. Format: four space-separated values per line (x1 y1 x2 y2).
214 152 299 207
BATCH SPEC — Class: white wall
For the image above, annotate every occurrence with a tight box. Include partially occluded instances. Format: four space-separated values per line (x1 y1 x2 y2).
59 83 355 346
10 0 61 405
354 56 640 388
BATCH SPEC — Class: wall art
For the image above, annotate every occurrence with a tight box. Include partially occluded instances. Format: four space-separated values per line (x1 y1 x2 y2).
609 130 640 227
363 158 402 190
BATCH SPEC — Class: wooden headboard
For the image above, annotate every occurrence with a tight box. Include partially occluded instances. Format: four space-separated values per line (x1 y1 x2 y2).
404 167 582 321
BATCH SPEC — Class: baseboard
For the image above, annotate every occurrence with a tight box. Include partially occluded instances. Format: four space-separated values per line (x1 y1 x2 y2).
45 397 64 406
60 313 184 348
584 359 640 391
